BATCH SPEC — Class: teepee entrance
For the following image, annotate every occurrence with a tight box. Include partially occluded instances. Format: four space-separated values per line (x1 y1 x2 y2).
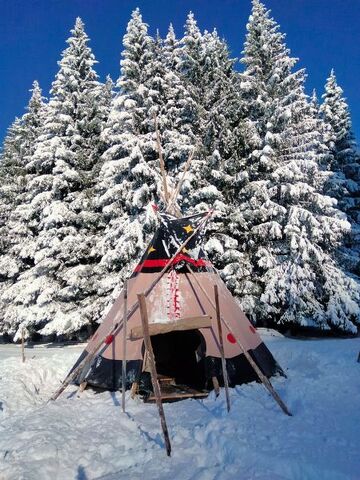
150 329 205 390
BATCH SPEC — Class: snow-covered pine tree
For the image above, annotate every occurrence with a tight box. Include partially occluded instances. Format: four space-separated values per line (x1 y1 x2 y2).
320 71 360 269
1 18 109 340
0 118 26 256
96 9 167 310
0 82 47 331
175 13 253 305
233 0 360 333
320 71 359 198
0 117 27 333
96 10 198 317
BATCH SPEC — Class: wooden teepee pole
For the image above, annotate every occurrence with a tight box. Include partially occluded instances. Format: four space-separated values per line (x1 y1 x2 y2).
21 328 25 363
214 285 231 413
186 265 292 417
121 280 128 413
138 293 172 457
154 114 170 205
50 211 214 402
166 149 194 214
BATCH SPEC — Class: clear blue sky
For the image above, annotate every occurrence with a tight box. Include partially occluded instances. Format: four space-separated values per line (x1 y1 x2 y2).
0 0 359 144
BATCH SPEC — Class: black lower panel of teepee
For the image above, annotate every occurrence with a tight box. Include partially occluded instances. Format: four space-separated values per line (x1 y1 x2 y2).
73 341 282 392
205 342 283 389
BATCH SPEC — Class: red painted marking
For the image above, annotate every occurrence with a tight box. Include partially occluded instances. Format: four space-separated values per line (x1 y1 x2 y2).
105 334 114 345
249 325 256 334
227 333 236 344
134 255 210 272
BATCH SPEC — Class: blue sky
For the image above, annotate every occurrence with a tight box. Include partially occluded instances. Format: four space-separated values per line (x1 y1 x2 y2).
0 0 359 143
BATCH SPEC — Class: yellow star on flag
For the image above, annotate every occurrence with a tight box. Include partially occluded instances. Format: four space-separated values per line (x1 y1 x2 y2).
148 246 156 254
183 224 194 234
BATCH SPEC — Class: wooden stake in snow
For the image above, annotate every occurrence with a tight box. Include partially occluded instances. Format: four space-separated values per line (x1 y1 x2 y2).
21 328 25 363
50 211 214 402
214 285 231 413
138 293 172 457
77 382 88 397
212 376 220 397
186 265 292 417
122 280 128 413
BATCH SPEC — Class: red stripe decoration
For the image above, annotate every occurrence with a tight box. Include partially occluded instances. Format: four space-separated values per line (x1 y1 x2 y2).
134 254 211 272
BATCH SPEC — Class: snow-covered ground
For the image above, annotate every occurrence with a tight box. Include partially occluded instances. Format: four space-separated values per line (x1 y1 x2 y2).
0 332 359 480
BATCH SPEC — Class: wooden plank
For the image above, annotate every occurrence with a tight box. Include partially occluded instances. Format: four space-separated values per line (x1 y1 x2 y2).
157 375 175 385
214 285 231 412
129 315 212 340
121 280 128 413
185 265 292 417
146 391 208 402
138 294 172 457
146 384 209 403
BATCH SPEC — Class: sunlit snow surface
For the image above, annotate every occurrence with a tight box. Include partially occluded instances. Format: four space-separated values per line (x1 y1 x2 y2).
0 333 359 480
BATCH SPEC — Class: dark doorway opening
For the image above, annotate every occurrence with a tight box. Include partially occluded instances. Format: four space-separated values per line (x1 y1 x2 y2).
150 329 205 390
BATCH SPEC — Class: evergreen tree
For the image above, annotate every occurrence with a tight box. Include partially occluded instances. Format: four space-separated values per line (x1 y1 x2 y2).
97 10 198 314
320 71 360 248
0 82 46 302
96 9 164 307
175 14 254 308
1 18 108 339
231 0 360 332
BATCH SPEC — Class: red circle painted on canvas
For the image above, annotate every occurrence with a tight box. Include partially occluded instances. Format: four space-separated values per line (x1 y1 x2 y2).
227 333 236 344
249 325 256 334
105 334 114 345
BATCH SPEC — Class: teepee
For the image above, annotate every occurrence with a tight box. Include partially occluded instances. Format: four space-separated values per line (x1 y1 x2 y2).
69 211 283 394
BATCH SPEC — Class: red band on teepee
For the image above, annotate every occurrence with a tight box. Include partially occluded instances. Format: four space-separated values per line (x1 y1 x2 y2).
134 255 210 272
105 334 114 345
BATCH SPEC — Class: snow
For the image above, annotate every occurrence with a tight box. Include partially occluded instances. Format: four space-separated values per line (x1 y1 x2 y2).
1 334 359 479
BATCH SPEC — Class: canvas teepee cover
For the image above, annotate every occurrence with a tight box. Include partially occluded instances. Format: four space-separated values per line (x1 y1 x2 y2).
71 212 282 392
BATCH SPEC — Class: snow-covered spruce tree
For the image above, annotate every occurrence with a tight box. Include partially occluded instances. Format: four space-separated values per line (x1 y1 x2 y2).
96 10 170 309
0 118 26 331
96 9 200 310
0 118 26 255
232 0 360 333
320 71 360 268
176 13 254 305
320 71 360 201
1 18 109 340
0 82 47 331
